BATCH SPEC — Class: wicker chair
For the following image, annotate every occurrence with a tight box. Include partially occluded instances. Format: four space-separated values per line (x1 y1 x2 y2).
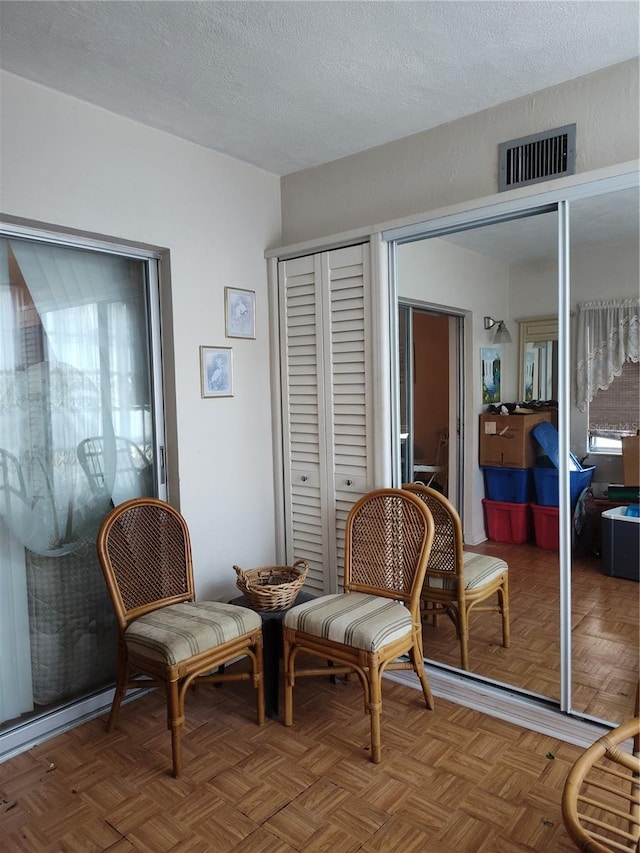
97 497 265 777
78 436 152 498
562 716 640 852
403 483 510 671
283 488 435 763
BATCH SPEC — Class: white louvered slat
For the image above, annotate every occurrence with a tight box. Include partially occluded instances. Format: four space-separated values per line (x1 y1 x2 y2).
327 246 370 589
279 255 328 591
279 243 371 594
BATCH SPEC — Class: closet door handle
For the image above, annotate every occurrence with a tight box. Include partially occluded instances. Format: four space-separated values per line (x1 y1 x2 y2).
345 479 353 486
301 475 308 482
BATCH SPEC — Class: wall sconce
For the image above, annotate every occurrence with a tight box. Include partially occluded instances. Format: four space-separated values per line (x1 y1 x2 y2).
484 316 513 344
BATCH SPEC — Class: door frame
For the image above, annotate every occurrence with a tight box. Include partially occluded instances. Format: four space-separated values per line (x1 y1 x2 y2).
0 216 171 761
396 301 464 512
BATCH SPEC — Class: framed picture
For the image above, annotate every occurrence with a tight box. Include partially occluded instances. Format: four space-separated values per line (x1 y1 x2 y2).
225 287 256 339
200 346 233 398
481 346 501 404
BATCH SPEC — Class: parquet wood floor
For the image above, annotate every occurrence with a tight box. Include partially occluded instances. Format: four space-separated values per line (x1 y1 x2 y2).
421 541 639 724
1 668 588 852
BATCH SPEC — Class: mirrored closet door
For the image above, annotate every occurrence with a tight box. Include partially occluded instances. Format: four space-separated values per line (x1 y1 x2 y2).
390 179 639 727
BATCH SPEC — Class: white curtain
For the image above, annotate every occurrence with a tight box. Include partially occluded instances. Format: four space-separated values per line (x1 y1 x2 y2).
0 237 151 724
0 518 33 721
0 242 33 720
576 298 640 412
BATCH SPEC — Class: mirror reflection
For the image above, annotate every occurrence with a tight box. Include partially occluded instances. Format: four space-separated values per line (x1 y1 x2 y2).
396 184 639 727
519 316 558 402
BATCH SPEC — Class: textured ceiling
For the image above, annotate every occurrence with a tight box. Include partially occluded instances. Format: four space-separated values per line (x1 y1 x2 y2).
0 1 639 176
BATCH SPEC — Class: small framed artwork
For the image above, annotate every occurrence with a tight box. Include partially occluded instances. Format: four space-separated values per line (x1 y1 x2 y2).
225 287 256 339
200 346 233 398
481 346 502 404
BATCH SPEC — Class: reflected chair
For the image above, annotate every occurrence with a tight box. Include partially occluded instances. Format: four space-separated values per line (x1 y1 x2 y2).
78 436 152 499
562 715 640 852
283 488 435 763
413 426 449 493
97 497 264 777
403 483 510 671
0 447 28 510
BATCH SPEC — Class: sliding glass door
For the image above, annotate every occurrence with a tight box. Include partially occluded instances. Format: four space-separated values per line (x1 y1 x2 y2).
0 231 165 741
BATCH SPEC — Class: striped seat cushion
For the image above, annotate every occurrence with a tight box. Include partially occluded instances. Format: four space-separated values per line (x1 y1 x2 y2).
125 601 261 665
284 592 412 653
425 552 507 591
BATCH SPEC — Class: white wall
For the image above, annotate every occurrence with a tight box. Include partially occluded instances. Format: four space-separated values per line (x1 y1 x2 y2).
280 60 639 246
398 238 511 543
0 71 282 600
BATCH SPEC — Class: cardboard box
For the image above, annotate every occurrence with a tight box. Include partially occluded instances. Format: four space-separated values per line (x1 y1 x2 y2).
479 412 552 469
621 435 640 486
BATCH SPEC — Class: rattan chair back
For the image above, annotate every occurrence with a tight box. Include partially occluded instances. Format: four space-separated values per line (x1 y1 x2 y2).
402 484 467 585
97 497 194 630
345 489 436 611
403 485 463 579
562 716 640 852
403 482 510 671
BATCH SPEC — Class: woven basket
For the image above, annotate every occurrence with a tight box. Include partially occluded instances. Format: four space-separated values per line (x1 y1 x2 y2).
233 560 310 611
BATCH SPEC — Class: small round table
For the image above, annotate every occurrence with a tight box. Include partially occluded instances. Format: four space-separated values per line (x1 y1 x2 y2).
229 591 315 719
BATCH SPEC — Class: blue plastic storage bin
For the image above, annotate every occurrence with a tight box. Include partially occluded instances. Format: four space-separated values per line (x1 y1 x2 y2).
531 422 582 470
482 466 533 503
532 466 595 508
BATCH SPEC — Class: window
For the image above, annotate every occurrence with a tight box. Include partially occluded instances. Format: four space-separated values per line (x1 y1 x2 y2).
588 360 640 452
0 226 165 749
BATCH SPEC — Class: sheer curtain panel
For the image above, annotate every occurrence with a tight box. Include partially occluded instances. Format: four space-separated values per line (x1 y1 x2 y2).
0 235 157 728
576 298 640 412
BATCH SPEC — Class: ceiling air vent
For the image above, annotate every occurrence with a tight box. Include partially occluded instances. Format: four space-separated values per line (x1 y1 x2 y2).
498 124 576 192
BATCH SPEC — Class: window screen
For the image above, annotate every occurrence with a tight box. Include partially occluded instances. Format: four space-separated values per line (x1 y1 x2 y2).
588 361 640 447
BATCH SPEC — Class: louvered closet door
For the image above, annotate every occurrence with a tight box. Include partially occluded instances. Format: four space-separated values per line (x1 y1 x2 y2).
279 244 371 594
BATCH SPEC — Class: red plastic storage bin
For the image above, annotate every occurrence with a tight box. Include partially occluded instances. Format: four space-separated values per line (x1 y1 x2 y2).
531 503 559 550
482 499 532 544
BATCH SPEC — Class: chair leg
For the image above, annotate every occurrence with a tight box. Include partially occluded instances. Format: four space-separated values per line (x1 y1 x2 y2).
167 679 184 778
254 638 265 725
500 579 511 649
107 642 129 732
459 606 470 671
283 633 294 727
409 643 434 710
368 665 383 764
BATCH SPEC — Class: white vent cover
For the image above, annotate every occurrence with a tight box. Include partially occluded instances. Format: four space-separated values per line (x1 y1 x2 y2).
498 124 576 192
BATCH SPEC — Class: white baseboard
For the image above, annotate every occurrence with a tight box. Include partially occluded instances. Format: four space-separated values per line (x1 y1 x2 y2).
0 688 148 764
386 666 610 749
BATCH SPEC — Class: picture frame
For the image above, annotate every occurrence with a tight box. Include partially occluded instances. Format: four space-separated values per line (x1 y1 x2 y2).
225 287 256 339
200 346 233 398
481 346 502 404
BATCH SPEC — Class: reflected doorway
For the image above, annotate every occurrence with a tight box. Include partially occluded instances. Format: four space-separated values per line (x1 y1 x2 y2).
399 305 461 505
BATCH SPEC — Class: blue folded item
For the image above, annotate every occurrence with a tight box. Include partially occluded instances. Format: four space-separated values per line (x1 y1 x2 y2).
532 422 583 471
626 504 640 517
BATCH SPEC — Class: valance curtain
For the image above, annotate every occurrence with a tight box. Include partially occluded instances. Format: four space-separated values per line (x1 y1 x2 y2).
576 298 640 412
